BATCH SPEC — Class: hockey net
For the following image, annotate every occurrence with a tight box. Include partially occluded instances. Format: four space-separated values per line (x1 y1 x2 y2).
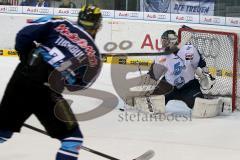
178 28 240 111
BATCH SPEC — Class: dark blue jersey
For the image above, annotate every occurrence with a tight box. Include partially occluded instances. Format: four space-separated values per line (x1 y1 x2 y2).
15 17 102 88
16 18 100 68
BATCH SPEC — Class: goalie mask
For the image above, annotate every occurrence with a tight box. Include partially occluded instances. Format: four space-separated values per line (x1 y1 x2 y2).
161 30 178 51
78 5 102 38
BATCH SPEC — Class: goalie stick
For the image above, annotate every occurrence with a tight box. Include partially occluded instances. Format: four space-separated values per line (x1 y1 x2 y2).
23 123 155 160
101 47 178 57
133 150 155 160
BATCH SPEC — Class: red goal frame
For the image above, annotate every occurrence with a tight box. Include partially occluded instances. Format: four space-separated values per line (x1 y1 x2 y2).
178 28 239 111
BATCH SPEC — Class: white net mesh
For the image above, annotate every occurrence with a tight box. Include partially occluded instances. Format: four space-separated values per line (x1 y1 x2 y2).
237 48 240 110
179 28 240 111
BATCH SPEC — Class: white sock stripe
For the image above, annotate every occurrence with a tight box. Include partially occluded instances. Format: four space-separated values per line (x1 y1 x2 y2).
0 137 7 141
58 150 78 158
64 137 83 141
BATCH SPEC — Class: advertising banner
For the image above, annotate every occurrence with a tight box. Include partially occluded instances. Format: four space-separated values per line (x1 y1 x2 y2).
53 8 79 16
0 5 22 13
96 19 179 55
226 17 240 27
142 0 171 13
0 13 239 57
171 0 215 15
22 6 54 15
144 12 170 21
171 14 200 23
142 0 215 16
200 15 226 25
114 11 144 20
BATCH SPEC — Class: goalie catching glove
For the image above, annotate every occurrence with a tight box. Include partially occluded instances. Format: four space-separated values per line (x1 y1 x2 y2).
195 67 216 90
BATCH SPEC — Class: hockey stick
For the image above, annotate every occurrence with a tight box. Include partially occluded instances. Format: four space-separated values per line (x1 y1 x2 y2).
101 48 178 57
23 123 155 160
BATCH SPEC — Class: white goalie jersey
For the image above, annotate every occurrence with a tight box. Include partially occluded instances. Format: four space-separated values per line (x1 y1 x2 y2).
154 44 201 89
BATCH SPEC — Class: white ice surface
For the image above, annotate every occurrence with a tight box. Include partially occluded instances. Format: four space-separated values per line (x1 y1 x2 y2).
0 57 240 160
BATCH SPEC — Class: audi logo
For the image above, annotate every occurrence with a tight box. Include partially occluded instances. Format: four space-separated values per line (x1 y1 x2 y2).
158 15 166 19
213 18 220 23
129 12 139 17
39 8 50 13
104 40 133 52
8 7 18 12
102 11 112 17
186 16 193 21
70 10 79 14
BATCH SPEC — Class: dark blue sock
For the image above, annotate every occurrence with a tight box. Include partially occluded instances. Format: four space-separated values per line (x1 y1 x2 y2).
56 128 83 160
0 130 13 143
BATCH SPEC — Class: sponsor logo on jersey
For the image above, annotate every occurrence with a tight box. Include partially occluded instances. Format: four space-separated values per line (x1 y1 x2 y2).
55 36 84 57
55 24 98 67
173 62 183 75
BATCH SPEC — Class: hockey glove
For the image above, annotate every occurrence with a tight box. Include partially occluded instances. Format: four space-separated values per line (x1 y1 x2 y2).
195 67 216 90
147 63 167 81
33 47 77 85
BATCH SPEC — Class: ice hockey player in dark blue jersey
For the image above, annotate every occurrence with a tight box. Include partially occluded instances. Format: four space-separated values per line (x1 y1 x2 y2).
0 5 102 160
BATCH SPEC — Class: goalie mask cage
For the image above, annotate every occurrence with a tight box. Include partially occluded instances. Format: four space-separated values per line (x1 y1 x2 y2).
178 28 239 111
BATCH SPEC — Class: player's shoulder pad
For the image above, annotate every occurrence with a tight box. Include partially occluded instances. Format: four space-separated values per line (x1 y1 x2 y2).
157 56 167 63
28 16 65 23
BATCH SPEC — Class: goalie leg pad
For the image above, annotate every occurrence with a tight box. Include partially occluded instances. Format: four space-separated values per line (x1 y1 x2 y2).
192 97 223 118
124 97 134 107
134 95 165 113
220 97 232 112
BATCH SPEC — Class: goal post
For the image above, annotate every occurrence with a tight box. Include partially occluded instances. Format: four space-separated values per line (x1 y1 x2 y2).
178 28 240 111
